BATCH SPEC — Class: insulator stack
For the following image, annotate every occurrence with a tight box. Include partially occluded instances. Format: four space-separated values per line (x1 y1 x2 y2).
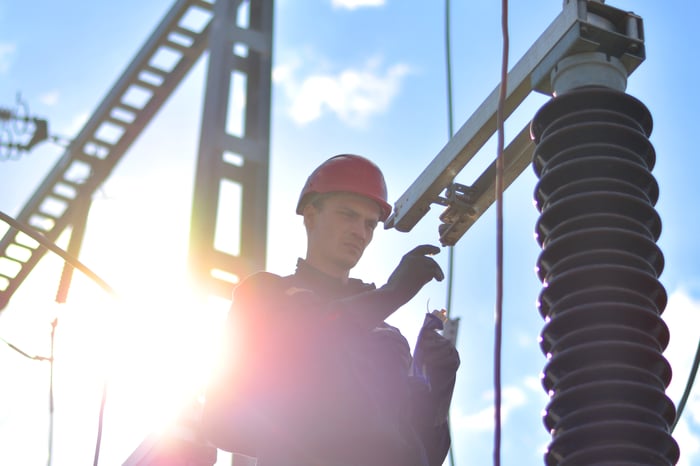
531 86 679 465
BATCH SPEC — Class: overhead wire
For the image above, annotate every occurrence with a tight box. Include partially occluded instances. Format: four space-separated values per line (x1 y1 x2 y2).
0 334 52 361
494 0 509 465
0 318 56 466
443 1 457 466
672 337 700 432
48 318 57 466
443 1 510 464
0 210 117 466
0 211 116 298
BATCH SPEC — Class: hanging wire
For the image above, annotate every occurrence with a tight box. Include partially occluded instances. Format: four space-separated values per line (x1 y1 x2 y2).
494 0 509 464
444 0 456 319
671 337 700 432
48 318 57 466
443 1 457 465
0 335 52 361
0 211 116 297
0 323 57 466
0 322 56 466
0 210 116 466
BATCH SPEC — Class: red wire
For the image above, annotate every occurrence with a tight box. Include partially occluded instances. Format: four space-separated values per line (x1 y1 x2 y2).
494 0 509 465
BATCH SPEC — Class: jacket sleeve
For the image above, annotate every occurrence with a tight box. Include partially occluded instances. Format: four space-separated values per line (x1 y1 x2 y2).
201 273 280 455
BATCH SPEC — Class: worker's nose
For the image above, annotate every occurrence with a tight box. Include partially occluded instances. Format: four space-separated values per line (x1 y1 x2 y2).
350 219 369 242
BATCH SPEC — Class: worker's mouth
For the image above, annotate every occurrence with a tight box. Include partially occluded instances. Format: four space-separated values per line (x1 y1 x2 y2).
343 242 363 255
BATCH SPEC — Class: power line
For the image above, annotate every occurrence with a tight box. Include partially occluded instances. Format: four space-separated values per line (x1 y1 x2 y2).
493 0 510 464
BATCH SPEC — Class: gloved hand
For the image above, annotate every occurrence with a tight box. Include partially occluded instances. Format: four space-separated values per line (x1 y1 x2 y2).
385 245 444 306
415 327 460 425
418 327 460 373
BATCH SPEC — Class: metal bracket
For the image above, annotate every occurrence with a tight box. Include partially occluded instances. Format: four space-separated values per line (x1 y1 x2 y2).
384 0 645 246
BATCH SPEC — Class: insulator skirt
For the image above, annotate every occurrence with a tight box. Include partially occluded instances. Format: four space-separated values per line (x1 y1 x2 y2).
531 87 679 465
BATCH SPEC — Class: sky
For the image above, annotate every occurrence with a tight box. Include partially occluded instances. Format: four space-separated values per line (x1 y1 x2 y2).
0 0 699 465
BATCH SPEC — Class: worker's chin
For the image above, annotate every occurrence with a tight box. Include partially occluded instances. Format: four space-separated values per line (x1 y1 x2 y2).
335 254 361 272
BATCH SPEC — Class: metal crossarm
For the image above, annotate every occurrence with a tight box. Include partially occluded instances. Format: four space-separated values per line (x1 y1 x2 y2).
0 0 215 309
385 0 645 246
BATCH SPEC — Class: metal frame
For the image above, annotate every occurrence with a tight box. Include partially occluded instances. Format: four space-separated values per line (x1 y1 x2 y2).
385 0 645 246
0 0 216 309
188 0 274 298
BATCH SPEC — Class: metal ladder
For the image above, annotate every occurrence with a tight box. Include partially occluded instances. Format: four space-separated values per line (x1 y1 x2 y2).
0 0 215 309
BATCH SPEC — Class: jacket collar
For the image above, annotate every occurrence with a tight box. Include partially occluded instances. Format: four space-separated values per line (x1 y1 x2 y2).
294 258 375 298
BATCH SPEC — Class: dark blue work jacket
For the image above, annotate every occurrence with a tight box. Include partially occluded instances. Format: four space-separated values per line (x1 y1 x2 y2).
203 259 452 466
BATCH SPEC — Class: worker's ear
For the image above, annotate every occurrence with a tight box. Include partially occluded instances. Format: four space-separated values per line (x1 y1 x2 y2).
302 202 318 230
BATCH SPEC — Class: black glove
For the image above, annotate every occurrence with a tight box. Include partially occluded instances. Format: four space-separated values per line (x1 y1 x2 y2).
418 328 460 373
385 245 444 306
416 328 460 425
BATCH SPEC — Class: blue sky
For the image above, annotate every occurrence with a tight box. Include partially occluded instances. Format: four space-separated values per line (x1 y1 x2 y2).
0 1 699 465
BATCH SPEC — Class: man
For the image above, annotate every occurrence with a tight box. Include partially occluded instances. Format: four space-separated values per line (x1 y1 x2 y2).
203 154 460 466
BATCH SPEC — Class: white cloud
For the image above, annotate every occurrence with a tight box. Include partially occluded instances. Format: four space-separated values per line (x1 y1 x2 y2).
662 288 700 465
331 0 385 10
663 289 700 421
0 42 16 74
673 419 700 466
39 90 60 106
451 384 528 432
523 374 547 396
273 56 411 128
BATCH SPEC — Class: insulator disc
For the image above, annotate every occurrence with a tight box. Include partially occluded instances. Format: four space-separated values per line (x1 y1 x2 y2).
531 87 653 143
535 176 656 213
535 193 662 247
550 403 670 437
536 157 659 209
545 364 669 401
546 324 666 357
537 264 667 319
545 421 679 466
540 302 670 356
534 212 660 247
537 228 664 280
536 141 651 178
539 248 659 285
542 343 673 394
534 122 656 176
544 382 676 432
537 107 648 142
540 286 659 319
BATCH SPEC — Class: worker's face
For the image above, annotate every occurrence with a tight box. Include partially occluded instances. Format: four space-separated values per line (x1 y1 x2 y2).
304 193 381 278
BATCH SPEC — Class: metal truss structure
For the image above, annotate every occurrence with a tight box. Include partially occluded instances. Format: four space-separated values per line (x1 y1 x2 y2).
0 0 272 310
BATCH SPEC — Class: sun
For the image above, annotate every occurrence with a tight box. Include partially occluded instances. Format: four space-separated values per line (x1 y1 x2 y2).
38 190 236 464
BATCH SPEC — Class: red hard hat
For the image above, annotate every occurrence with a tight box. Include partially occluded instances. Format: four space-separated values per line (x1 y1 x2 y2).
296 154 392 221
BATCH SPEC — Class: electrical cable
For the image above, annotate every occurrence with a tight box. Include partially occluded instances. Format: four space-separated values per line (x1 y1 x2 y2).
0 323 56 466
444 0 456 320
671 337 700 433
494 0 509 465
48 318 57 466
0 335 52 361
443 1 457 466
0 211 116 298
0 210 117 466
